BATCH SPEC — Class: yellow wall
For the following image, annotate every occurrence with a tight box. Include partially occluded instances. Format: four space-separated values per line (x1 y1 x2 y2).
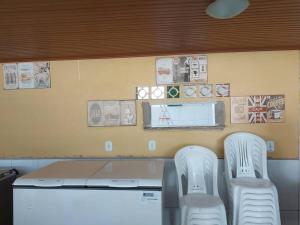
0 51 298 159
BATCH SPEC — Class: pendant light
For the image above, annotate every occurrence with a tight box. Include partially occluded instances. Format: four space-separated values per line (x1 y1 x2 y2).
206 0 250 19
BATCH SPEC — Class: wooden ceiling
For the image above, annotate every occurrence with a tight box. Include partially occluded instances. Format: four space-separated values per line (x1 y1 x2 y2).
0 0 300 62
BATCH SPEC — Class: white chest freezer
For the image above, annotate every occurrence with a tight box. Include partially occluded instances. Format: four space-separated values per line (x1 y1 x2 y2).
13 159 165 225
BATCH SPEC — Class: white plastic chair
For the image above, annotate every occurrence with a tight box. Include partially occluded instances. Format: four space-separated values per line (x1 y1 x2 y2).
175 145 227 225
224 132 281 225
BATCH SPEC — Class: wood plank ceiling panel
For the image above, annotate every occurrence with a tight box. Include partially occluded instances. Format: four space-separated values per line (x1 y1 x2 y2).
0 0 299 62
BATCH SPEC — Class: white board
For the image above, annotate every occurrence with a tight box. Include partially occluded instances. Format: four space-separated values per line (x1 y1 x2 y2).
150 102 216 128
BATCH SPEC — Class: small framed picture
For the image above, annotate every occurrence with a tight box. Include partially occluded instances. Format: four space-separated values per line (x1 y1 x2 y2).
88 101 104 127
151 86 165 99
136 86 150 100
167 86 180 98
120 101 137 126
183 85 197 98
199 84 213 97
156 58 174 85
215 84 230 97
3 63 18 90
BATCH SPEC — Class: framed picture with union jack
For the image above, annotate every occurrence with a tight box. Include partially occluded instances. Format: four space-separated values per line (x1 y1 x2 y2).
247 95 269 123
231 95 285 124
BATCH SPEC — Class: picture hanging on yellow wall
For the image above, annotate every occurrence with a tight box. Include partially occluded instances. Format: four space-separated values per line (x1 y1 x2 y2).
18 63 35 88
231 96 249 123
3 63 18 89
120 101 137 125
18 62 51 89
2 61 50 89
231 95 285 124
136 86 150 100
189 55 207 82
151 86 165 99
88 100 136 127
215 84 230 97
156 55 208 85
183 85 197 98
266 95 285 123
102 101 121 126
156 58 174 85
173 56 191 83
167 86 180 98
199 84 213 97
32 62 51 88
88 101 104 126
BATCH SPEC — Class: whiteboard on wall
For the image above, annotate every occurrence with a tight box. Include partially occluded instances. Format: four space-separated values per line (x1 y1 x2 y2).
142 102 225 129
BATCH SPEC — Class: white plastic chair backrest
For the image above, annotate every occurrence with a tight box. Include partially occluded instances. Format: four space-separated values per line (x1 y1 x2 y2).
224 132 268 179
175 146 219 197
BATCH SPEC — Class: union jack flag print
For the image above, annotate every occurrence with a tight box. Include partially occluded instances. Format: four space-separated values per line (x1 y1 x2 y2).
248 95 269 123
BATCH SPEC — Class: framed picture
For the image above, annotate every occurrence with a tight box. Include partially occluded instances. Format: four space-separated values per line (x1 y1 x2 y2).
231 97 248 123
173 56 191 83
183 85 197 98
120 101 137 125
102 101 121 126
88 100 136 127
167 86 180 98
33 61 51 88
3 63 18 89
151 86 165 99
18 63 35 89
155 55 208 85
231 95 285 124
189 55 208 83
156 58 174 85
199 84 213 97
136 86 150 100
88 101 104 127
266 95 285 123
2 61 50 89
216 84 230 97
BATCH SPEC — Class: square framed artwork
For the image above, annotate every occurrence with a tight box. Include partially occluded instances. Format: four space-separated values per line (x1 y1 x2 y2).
183 85 197 98
215 84 230 97
19 62 51 89
247 95 268 123
151 86 165 99
199 84 213 97
167 86 180 98
136 86 150 100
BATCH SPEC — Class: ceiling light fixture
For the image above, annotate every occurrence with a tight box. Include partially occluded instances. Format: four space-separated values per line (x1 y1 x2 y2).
206 0 250 19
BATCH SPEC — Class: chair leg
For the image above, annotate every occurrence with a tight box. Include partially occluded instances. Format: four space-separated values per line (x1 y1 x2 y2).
180 206 188 225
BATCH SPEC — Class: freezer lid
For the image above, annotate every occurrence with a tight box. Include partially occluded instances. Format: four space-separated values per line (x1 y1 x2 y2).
87 160 164 188
13 160 107 187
